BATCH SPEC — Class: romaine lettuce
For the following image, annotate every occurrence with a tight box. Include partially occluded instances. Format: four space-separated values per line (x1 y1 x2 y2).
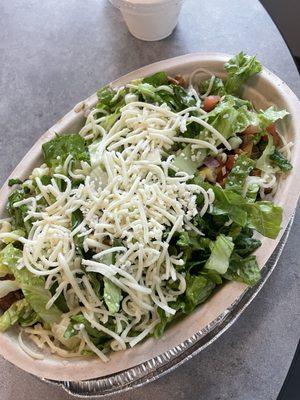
142 71 168 87
270 149 292 172
103 278 122 314
226 155 255 195
257 106 289 130
0 245 62 324
224 253 261 286
0 299 31 332
205 234 234 274
206 184 282 239
224 52 262 94
42 133 90 168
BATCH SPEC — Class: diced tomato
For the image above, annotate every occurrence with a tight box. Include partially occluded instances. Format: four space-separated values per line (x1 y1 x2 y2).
203 95 221 112
225 155 236 171
266 123 281 146
242 125 260 135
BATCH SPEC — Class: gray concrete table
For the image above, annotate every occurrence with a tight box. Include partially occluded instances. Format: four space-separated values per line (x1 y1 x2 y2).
0 1 299 399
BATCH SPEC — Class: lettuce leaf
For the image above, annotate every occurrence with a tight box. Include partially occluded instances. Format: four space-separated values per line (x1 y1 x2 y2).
132 82 196 112
184 274 216 312
142 71 168 87
205 100 258 139
8 178 23 186
172 85 197 110
0 299 30 332
0 262 9 277
42 134 90 168
210 186 248 226
177 231 211 250
226 155 255 194
224 253 261 286
6 189 31 233
199 77 226 96
245 201 282 239
0 280 20 298
153 306 176 339
173 145 206 175
103 278 122 314
224 52 262 94
270 150 292 172
206 184 282 239
256 136 275 173
153 273 216 338
96 86 126 114
257 106 289 130
64 313 114 348
0 245 62 324
234 228 261 257
246 182 260 203
205 234 234 274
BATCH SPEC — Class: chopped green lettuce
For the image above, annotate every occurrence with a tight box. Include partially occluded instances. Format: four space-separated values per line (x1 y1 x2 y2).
8 178 23 186
257 106 289 130
132 81 196 112
199 77 226 96
226 155 255 195
0 280 20 298
173 145 206 175
0 262 10 278
0 299 30 332
210 186 249 226
177 231 211 250
64 313 114 348
103 278 122 314
6 189 31 233
142 71 168 87
172 85 197 110
184 274 216 313
256 136 275 173
96 86 126 114
42 133 90 168
224 52 262 94
205 234 234 274
246 182 260 203
206 184 282 239
0 245 62 324
224 254 261 286
205 100 258 139
234 228 261 257
270 150 292 172
153 272 217 338
153 307 176 339
245 201 282 239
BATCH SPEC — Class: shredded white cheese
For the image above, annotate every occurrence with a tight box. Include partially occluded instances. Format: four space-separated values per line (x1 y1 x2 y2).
14 85 222 361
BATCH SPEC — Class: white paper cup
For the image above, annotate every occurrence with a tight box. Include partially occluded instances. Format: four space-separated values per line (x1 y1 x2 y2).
109 0 184 41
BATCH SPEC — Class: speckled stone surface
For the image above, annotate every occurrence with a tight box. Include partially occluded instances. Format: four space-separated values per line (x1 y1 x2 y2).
0 1 299 399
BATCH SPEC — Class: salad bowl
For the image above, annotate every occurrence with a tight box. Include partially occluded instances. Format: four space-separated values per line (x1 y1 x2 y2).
0 53 299 396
